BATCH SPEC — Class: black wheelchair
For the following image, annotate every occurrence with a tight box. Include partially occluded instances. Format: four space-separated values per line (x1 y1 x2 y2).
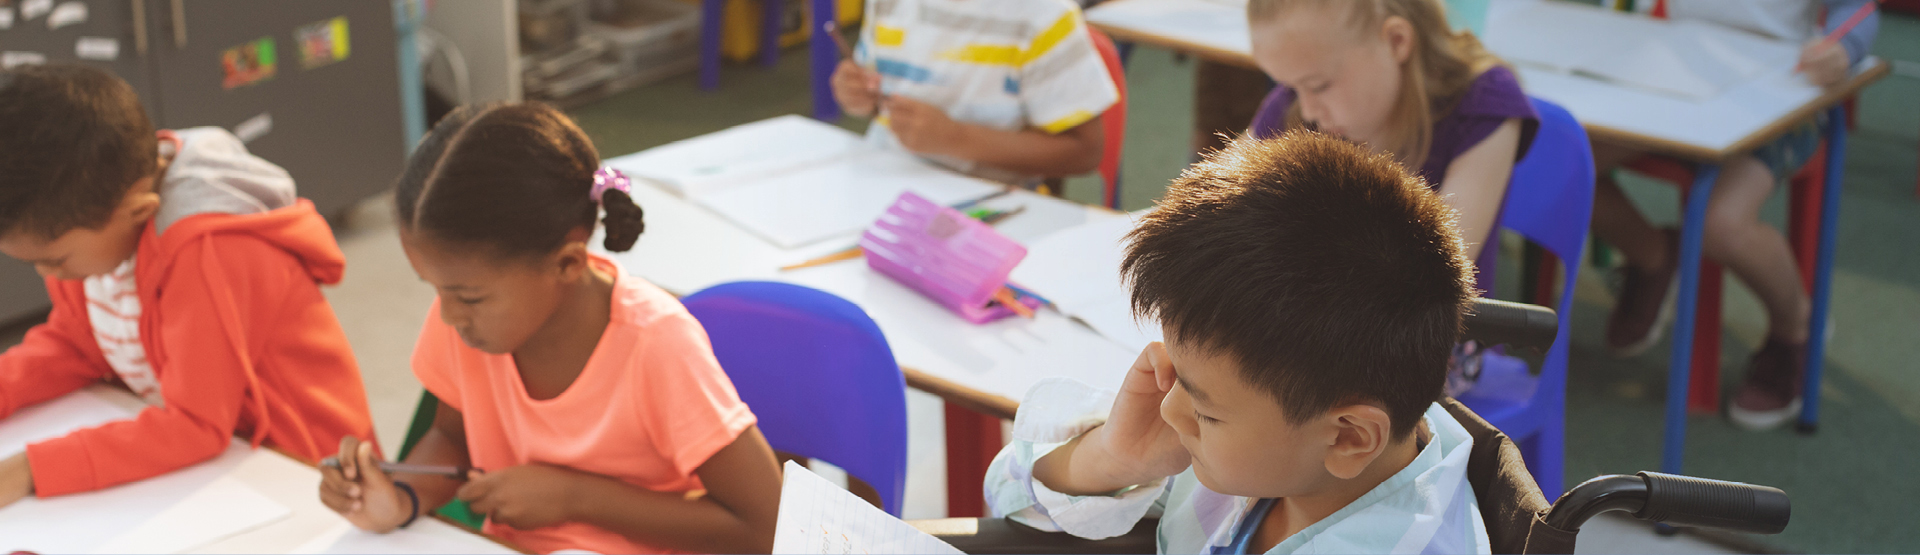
909 299 1791 554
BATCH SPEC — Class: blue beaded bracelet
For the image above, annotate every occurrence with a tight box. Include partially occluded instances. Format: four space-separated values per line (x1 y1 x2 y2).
394 481 421 529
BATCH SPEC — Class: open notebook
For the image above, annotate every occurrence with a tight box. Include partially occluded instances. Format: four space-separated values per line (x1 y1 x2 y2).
612 115 1002 249
1484 0 1801 100
773 461 963 555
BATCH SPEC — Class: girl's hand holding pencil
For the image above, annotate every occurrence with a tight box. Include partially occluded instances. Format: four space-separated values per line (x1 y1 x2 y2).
318 436 418 534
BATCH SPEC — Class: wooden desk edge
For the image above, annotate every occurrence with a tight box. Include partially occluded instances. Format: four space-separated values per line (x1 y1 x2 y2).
1088 22 1259 70
272 445 534 554
1593 60 1893 163
902 367 1020 421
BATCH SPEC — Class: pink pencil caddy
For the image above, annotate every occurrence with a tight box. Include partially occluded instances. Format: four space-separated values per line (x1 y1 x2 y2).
861 191 1041 324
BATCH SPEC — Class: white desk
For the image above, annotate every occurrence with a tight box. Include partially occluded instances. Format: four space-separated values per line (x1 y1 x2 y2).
1086 0 1891 161
604 154 1141 416
0 386 520 554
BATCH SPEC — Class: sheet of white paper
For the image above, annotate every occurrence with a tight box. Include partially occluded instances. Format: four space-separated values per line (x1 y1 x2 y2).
0 445 249 554
290 520 519 555
696 149 1002 248
620 114 864 197
1484 0 1799 100
0 390 136 457
0 8 15 30
1007 212 1163 352
46 1 84 29
91 475 294 553
773 461 963 555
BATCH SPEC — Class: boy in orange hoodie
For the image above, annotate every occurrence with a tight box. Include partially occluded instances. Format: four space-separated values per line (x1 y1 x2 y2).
0 64 374 507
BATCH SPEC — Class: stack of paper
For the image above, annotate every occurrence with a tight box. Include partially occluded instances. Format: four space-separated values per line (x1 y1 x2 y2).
611 115 1004 249
773 461 963 555
90 476 294 553
616 115 865 197
1008 213 1164 353
1484 0 1800 100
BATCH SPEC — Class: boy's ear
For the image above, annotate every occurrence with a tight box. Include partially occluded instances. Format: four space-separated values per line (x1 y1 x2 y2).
1382 15 1415 64
121 177 162 224
1321 404 1393 480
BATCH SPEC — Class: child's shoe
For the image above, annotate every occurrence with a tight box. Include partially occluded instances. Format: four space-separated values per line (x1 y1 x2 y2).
1606 229 1679 358
1728 338 1807 431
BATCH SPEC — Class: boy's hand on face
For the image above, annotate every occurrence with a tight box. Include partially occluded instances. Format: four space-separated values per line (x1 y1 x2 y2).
457 464 583 531
884 97 969 157
319 437 414 533
1089 343 1192 482
1798 40 1849 87
831 60 883 117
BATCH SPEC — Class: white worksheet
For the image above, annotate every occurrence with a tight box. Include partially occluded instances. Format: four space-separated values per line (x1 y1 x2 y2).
773 461 963 555
91 475 294 553
619 114 865 197
1009 212 1164 353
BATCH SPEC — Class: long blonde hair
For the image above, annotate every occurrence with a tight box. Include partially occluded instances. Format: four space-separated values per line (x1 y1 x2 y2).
1249 0 1504 170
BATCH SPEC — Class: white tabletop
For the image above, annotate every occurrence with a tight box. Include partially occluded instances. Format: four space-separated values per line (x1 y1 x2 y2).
603 151 1140 414
0 387 517 554
1086 0 1889 161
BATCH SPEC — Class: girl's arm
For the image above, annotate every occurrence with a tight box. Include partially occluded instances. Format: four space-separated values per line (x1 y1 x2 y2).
1436 118 1523 261
458 425 784 553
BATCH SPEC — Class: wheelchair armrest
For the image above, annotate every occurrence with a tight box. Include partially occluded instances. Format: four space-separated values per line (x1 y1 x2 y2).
908 517 1159 554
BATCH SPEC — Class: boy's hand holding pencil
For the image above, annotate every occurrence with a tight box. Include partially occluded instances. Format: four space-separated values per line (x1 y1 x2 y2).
827 22 885 118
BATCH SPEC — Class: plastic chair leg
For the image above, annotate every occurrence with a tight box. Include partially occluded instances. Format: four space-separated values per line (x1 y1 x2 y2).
762 0 784 67
945 403 1002 518
700 0 724 91
811 0 842 121
1789 145 1828 289
1662 165 1719 476
1801 105 1848 433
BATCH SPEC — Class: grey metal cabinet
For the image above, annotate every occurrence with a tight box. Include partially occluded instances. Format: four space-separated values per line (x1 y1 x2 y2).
1 0 407 323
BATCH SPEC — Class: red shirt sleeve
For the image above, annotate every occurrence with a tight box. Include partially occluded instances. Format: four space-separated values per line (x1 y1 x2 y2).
25 236 300 496
0 280 113 419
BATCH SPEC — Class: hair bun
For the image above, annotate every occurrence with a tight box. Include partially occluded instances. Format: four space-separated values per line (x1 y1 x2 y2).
600 188 645 252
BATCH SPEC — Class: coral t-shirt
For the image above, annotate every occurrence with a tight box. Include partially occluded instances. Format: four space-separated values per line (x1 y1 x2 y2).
412 255 756 554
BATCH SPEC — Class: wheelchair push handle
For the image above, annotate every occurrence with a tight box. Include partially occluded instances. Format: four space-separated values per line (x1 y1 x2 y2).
1462 298 1559 351
1545 472 1790 535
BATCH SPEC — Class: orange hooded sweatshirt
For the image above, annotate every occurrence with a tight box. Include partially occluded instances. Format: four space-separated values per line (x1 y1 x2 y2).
0 128 373 496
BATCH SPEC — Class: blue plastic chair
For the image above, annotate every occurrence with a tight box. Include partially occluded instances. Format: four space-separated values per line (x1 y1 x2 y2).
700 0 842 121
1455 97 1594 499
683 281 908 515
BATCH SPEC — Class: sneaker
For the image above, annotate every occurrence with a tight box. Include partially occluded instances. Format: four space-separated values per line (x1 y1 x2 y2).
1606 230 1680 358
1728 338 1808 431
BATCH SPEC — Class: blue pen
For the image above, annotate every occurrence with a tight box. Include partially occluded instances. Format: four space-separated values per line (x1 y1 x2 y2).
1004 283 1054 308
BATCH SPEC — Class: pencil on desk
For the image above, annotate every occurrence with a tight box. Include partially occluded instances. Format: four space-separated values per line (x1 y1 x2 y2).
993 287 1035 319
781 246 865 271
320 456 471 479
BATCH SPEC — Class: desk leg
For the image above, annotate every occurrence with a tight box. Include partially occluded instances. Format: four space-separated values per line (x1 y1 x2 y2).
1802 106 1848 433
1789 145 1828 289
1663 165 1718 476
944 402 1002 517
1688 261 1722 414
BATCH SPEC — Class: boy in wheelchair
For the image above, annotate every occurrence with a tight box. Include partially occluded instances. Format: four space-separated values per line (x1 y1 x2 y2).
983 131 1489 554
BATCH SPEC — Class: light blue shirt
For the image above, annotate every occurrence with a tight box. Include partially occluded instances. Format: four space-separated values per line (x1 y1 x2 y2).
984 378 1491 554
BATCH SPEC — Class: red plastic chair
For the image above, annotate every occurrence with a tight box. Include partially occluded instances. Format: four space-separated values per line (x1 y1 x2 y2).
1088 25 1130 210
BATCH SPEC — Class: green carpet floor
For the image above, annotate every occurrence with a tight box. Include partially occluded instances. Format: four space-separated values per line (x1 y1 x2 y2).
567 13 1920 552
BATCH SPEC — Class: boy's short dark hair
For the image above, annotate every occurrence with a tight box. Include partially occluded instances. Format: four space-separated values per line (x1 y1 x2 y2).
1123 130 1474 437
0 64 158 240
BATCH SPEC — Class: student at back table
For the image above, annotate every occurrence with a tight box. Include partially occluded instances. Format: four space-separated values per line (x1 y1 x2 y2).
830 0 1120 190
1591 0 1879 431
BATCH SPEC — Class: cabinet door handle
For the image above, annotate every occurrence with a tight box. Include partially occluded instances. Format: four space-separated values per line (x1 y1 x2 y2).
130 0 149 56
169 0 186 49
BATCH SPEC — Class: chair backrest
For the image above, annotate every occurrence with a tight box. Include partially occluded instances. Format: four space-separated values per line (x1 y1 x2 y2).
682 281 910 516
1441 399 1575 555
1491 96 1594 497
1087 24 1128 210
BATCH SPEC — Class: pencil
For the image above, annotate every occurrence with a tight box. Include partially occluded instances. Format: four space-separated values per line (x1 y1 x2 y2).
781 246 865 271
320 456 472 479
994 287 1035 318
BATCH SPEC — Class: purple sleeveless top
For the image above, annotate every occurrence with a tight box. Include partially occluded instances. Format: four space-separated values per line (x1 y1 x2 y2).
1250 66 1538 292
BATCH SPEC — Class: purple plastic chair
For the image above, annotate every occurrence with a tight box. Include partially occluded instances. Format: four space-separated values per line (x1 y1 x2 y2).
683 281 908 515
699 0 842 121
1455 97 1593 499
